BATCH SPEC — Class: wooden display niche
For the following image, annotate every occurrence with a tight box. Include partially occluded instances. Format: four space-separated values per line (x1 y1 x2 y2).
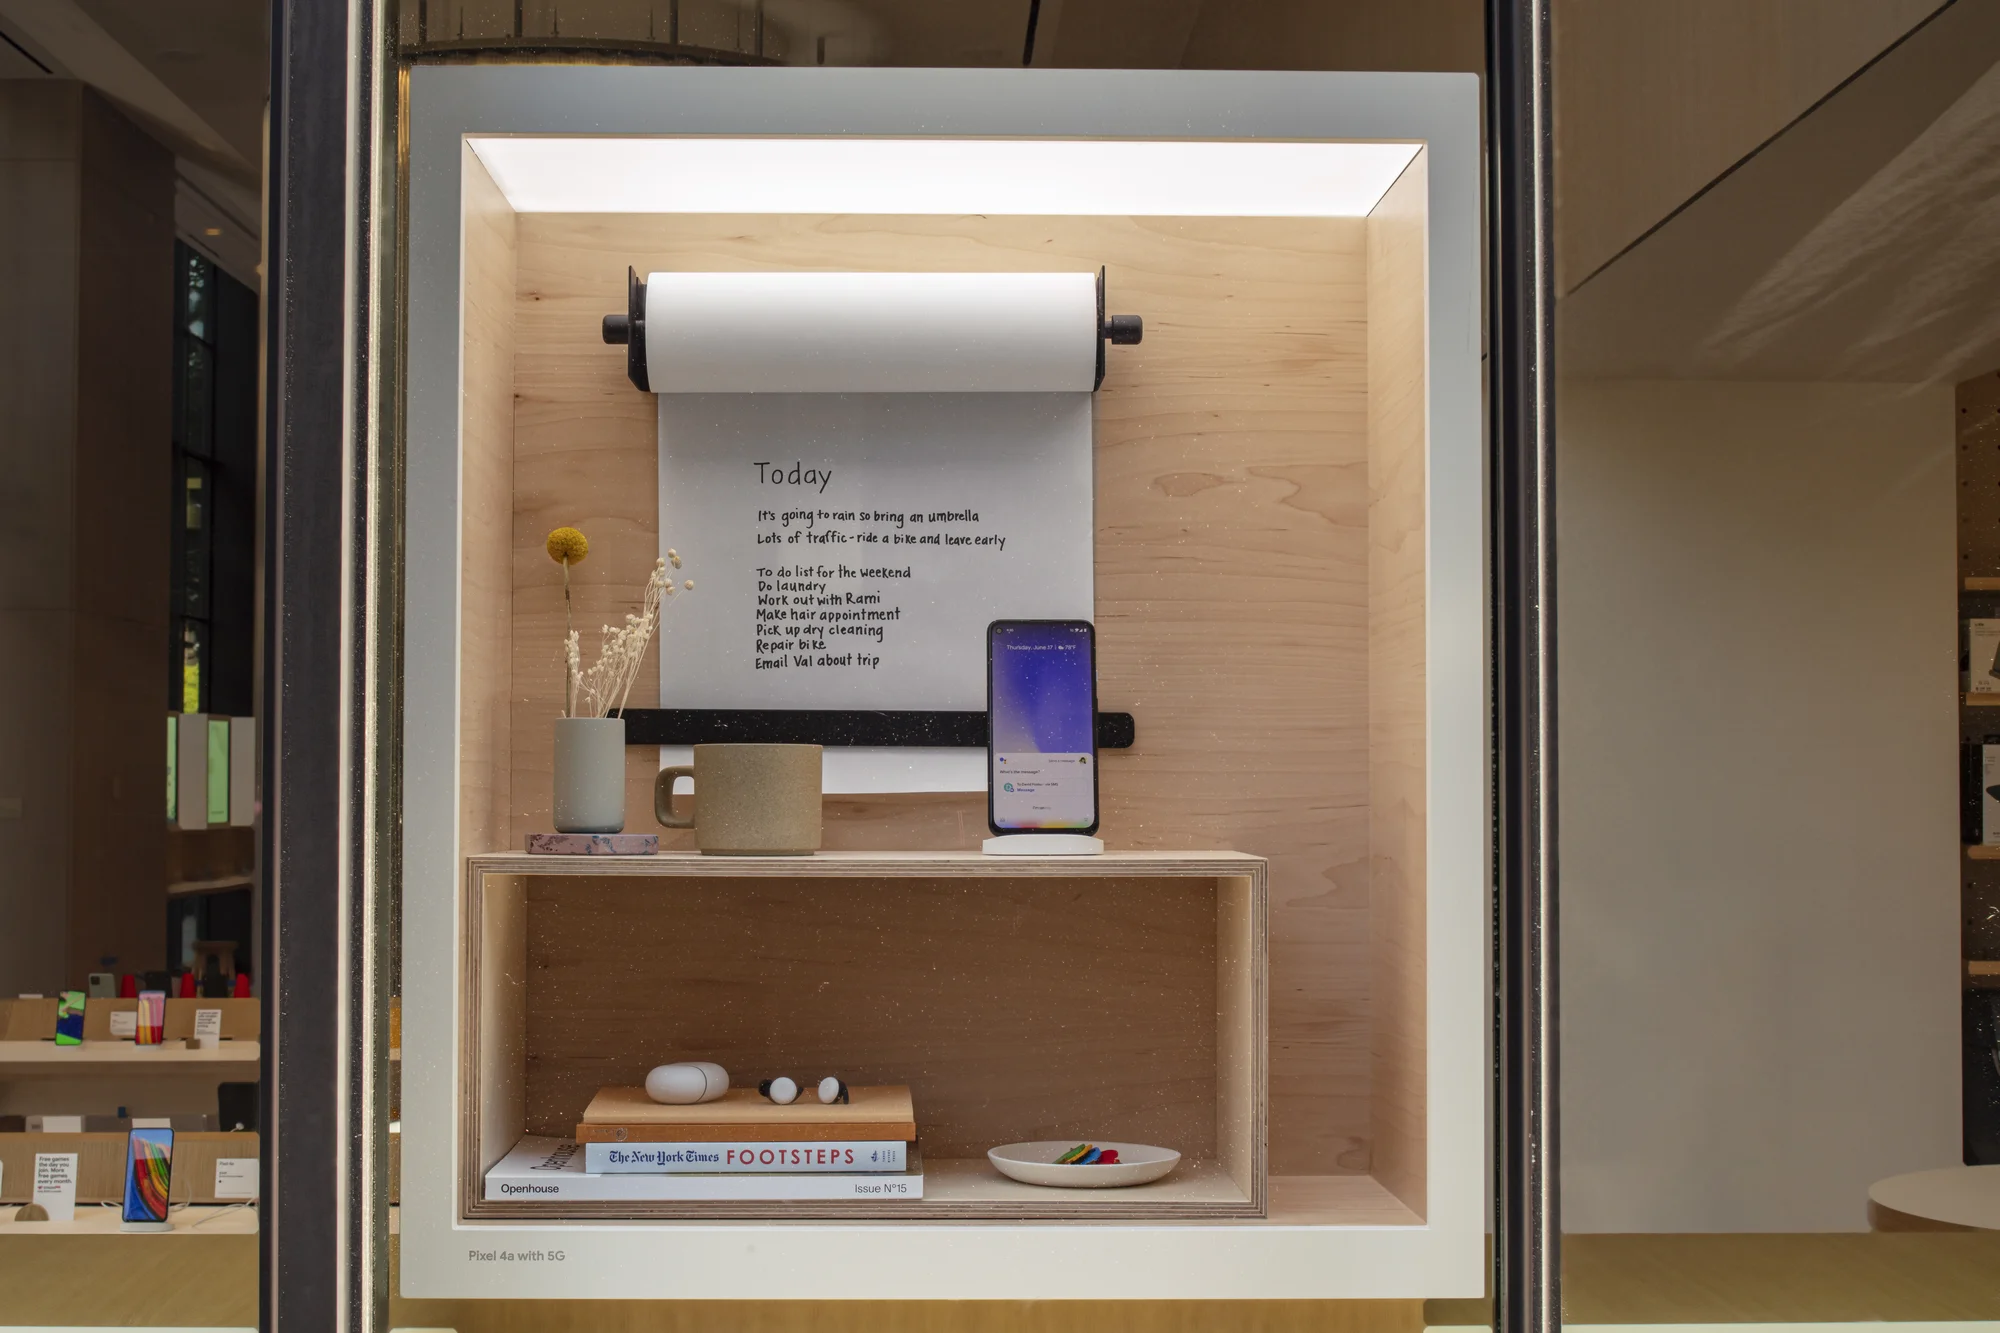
456 166 1432 1199
462 851 1266 1221
444 146 1440 1243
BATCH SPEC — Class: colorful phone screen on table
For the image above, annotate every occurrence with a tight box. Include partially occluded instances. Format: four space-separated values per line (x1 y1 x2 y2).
987 620 1099 834
122 1127 173 1224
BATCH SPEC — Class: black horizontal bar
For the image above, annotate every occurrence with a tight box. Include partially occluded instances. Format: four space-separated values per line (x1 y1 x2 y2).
620 709 1135 749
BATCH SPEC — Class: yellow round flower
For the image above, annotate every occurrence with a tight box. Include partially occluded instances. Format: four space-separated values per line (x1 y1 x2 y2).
546 527 589 565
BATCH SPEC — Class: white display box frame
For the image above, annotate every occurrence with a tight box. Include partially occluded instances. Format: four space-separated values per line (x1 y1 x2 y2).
401 65 1484 1300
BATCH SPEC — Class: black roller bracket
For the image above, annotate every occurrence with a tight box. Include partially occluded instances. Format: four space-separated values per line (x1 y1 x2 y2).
620 708 1136 750
600 265 650 391
1094 265 1144 390
612 264 1138 394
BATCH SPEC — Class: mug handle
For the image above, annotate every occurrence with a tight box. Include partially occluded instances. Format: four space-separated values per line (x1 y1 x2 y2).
654 766 695 828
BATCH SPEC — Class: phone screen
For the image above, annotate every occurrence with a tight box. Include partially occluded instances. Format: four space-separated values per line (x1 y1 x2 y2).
987 620 1098 833
122 1127 173 1224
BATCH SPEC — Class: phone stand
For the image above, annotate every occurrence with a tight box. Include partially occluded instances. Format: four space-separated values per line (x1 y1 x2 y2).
980 834 1104 856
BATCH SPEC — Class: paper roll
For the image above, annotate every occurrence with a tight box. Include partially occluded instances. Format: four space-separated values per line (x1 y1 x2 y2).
644 271 1100 393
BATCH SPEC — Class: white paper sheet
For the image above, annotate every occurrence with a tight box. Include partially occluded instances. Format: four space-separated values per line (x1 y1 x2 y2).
648 272 1098 795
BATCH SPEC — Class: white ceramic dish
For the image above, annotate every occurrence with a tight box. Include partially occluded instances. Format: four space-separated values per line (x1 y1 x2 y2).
986 1141 1181 1188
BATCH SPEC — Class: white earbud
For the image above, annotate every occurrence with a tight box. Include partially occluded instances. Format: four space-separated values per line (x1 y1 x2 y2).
759 1075 799 1105
817 1076 849 1104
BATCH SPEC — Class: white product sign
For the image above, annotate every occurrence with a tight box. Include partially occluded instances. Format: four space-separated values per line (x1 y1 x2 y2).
658 392 1094 712
33 1152 77 1222
193 1008 223 1041
1973 619 2000 693
213 1157 259 1200
107 1010 137 1040
1984 745 2000 848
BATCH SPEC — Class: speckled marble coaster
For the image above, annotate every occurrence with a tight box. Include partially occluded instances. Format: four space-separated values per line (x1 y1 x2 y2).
525 832 659 855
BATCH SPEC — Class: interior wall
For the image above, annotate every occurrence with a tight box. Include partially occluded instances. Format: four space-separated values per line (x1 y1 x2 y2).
0 81 84 996
70 86 173 989
0 81 172 994
1559 379 1959 1231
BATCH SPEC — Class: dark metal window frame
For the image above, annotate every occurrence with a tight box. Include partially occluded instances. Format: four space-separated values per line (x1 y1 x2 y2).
1489 2 1560 1331
264 0 394 1330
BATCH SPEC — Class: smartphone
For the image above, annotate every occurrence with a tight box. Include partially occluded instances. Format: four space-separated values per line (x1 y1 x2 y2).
120 1126 174 1231
135 990 165 1046
987 620 1099 835
54 991 84 1046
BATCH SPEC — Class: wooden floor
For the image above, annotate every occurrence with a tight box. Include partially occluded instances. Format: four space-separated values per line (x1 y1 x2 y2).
5 1229 2000 1327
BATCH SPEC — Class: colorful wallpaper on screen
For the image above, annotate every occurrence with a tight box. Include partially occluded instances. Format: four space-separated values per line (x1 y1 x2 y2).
989 623 1093 753
124 1128 172 1222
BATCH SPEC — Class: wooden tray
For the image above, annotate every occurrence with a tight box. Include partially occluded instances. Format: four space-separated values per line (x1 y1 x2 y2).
576 1084 917 1143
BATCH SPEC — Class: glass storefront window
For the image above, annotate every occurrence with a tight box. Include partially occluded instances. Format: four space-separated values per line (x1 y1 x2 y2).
0 43 264 1327
1547 0 2000 1325
22 2 2000 1327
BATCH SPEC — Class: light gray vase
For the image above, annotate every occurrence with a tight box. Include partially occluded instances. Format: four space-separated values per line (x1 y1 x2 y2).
553 716 626 833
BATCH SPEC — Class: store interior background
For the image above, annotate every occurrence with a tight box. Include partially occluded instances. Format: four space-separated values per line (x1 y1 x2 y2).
3 0 2000 1322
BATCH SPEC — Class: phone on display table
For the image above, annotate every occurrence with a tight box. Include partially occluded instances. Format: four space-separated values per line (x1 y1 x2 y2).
987 620 1099 836
120 1126 173 1231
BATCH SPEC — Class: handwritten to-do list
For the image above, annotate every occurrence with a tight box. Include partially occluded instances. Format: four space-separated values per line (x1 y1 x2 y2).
658 392 1093 711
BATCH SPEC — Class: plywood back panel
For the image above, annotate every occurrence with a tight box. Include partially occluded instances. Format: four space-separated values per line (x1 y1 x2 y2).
521 873 1219 1160
459 146 516 864
1366 156 1431 1216
506 213 1374 1173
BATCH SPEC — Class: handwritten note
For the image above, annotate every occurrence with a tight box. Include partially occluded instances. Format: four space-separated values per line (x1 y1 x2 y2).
658 392 1092 793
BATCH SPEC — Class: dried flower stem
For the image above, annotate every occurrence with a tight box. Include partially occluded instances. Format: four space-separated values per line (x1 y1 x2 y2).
562 559 576 718
561 557 689 719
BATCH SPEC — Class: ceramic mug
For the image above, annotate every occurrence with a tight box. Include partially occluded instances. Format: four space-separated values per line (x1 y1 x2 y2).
655 743 822 855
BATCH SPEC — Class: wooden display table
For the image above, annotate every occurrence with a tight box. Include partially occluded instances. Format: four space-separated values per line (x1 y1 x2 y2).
1869 1164 2000 1231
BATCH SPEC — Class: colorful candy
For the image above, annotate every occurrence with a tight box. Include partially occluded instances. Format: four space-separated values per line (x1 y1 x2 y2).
1054 1143 1121 1165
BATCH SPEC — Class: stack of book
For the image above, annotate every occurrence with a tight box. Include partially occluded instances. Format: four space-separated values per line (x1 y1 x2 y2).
484 1084 921 1201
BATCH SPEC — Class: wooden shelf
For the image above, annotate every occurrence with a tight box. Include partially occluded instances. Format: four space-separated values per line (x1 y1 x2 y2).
1968 845 2000 859
1969 961 2000 988
0 1204 256 1235
1967 578 2000 591
468 848 1267 876
1965 694 2000 706
0 1131 258 1207
166 873 253 898
462 851 1269 1222
0 1040 259 1076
